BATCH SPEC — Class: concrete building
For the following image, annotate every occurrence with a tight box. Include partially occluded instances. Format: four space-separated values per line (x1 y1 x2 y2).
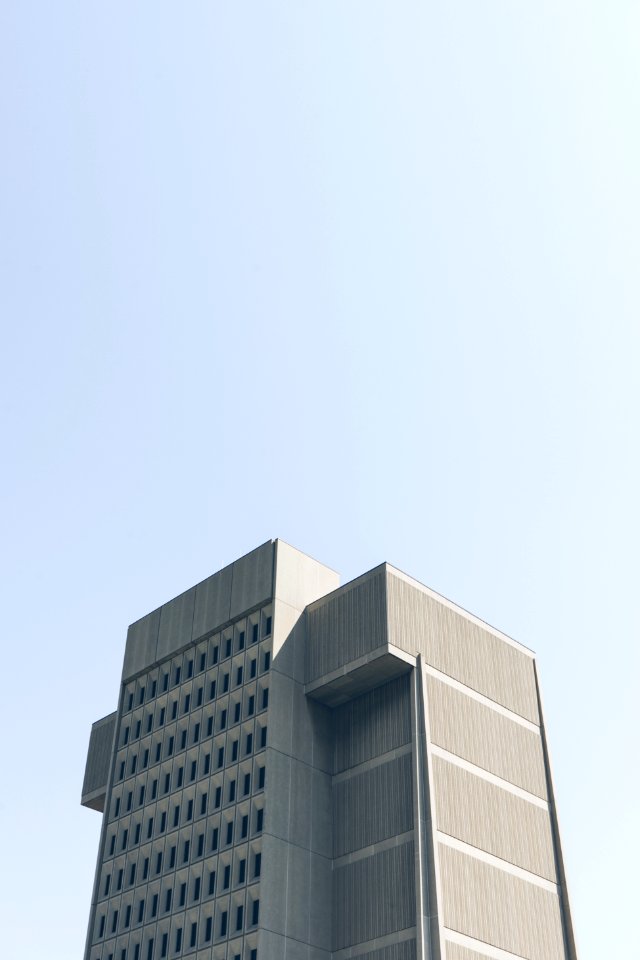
81 540 578 960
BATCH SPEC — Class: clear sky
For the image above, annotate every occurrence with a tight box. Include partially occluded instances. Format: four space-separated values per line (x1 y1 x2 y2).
1 3 638 957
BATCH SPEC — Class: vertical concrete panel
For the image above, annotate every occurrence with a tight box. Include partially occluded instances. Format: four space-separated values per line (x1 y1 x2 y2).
427 676 547 799
306 567 387 682
432 756 556 881
229 541 274 619
333 674 412 773
387 571 539 723
191 564 233 640
122 608 160 681
439 844 566 960
156 587 196 661
333 753 413 857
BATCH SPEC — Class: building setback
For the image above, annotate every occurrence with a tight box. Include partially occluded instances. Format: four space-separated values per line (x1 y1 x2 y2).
81 540 578 960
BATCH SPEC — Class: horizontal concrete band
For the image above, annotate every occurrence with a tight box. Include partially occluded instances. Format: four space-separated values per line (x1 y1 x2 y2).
437 833 558 893
430 745 548 810
424 664 540 733
444 927 530 960
331 926 417 960
333 830 415 869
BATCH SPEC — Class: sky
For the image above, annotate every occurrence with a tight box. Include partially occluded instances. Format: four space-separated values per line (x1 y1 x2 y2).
1 2 638 957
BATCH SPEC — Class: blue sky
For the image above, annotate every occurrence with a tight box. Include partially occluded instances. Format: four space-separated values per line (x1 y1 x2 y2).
1 3 638 957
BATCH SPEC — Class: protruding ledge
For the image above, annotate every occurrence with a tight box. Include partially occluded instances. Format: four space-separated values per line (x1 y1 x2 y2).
81 712 117 812
305 645 415 707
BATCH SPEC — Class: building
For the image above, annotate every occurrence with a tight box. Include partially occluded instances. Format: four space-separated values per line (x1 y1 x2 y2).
81 539 578 960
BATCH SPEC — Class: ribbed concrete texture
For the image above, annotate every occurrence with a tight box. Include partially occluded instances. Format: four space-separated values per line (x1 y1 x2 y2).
81 541 578 960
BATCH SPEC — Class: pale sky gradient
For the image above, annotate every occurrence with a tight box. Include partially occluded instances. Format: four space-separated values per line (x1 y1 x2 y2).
1 3 639 958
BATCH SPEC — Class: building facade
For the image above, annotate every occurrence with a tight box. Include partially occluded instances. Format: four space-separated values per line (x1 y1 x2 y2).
81 540 578 960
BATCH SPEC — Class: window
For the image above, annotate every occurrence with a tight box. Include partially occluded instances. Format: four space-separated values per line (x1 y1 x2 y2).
222 673 229 693
159 707 165 726
180 730 187 750
179 883 186 907
174 927 182 953
112 910 118 933
135 720 141 739
147 818 153 839
256 808 263 832
165 888 172 911
254 852 261 878
243 773 251 796
264 651 271 671
258 767 265 789
155 744 162 763
147 714 153 734
246 733 253 755
183 693 191 714
134 823 141 845
143 857 149 880
212 645 219 665
171 701 177 721
220 911 228 937
123 726 130 746
251 624 259 644
193 723 200 744
151 679 157 698
233 703 241 724
190 760 197 781
236 904 244 931
169 845 176 868
225 638 232 658
247 696 255 717
208 869 216 896
139 785 145 806
196 686 203 707
173 805 180 828
228 780 236 803
220 709 227 730
186 799 193 821
114 797 121 817
215 786 222 808
152 778 158 800
250 658 256 679
122 829 128 851
238 630 245 650
200 793 208 815
199 652 206 672
236 667 243 686
187 658 193 679
151 894 158 918
134 945 140 960
174 666 181 686
197 832 204 856
176 766 183 788
130 862 136 884
109 835 116 856
208 681 216 702
238 859 246 883
98 914 105 937
206 716 213 737
117 868 123 890
162 673 169 692
252 899 260 925
231 740 238 762
143 749 149 769
241 815 248 839
160 811 166 833
264 615 272 636
217 746 225 768
205 916 213 941
262 688 269 709
127 791 133 811
147 938 155 960
189 922 197 948
160 932 168 959
167 736 174 757
137 899 145 923
118 761 125 781
250 950 257 960
164 773 170 793
226 821 233 845
183 839 190 863
193 876 201 902
131 755 137 775
156 852 163 874
223 864 231 889
127 693 134 711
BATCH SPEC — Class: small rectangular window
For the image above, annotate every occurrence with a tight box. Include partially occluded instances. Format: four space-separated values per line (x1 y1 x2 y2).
238 859 246 883
248 696 255 717
199 652 206 672
137 899 145 923
236 904 244 931
155 743 162 763
220 911 228 937
134 720 141 739
223 864 231 889
189 922 197 948
252 899 260 925
122 829 128 851
167 736 174 757
123 726 130 746
241 814 248 839
147 817 153 839
164 773 170 793
190 759 197 781
183 839 190 863
151 679 157 698
212 645 219 665
256 808 263 832
250 658 257 679
143 857 149 880
228 780 236 803
196 686 203 707
118 761 125 781
156 852 163 874
231 740 238 762
171 701 177 720
226 820 233 844
193 876 201 902
264 615 272 636
174 666 181 686
139 785 145 806
200 793 208 815
98 914 105 938
264 651 271 671
161 932 168 958
212 827 219 851
246 733 253 755
175 927 182 952
217 747 224 769
109 835 116 856
187 659 193 679
112 910 118 933
147 937 155 960
254 852 261 878
251 623 259 643
160 811 166 833
262 688 269 709
152 779 158 800
243 773 251 795
215 786 222 808
151 894 158 918
208 681 216 701
169 845 176 868
142 749 149 769
225 638 232 658
258 766 265 789
177 765 183 787
173 805 180 828
159 707 165 726
187 799 193 821
165 888 172 912
127 693 134 711
117 868 123 890
234 702 241 723
205 915 213 941
204 752 211 774
179 882 186 907
222 673 229 693
183 693 191 714
162 673 169 692
236 667 243 686
104 873 111 896
130 862 136 884
208 870 216 896
238 630 245 650
197 832 204 856
134 823 141 845
220 709 227 730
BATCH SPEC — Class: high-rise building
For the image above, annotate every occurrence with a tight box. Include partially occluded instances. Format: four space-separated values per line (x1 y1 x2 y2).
81 540 577 960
